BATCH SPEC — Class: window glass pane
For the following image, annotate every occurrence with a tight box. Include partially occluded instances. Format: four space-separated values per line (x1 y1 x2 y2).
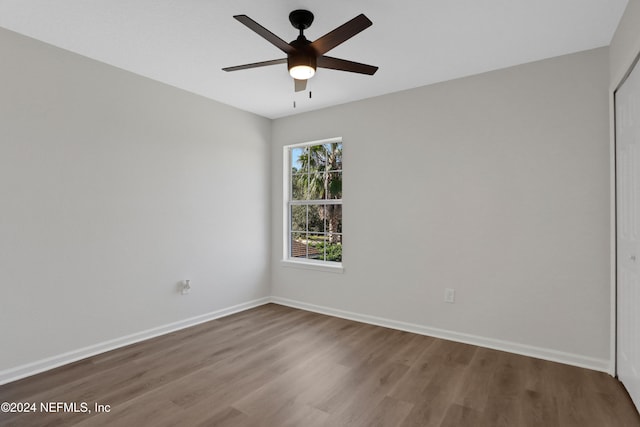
307 205 324 232
306 233 326 260
325 204 341 234
304 233 342 262
291 147 306 173
291 205 306 232
326 143 342 171
291 173 306 201
326 172 342 199
326 234 342 262
306 145 327 172
290 232 308 259
305 170 323 200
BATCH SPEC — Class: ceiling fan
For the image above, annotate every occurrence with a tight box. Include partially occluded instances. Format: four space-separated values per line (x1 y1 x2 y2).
222 10 378 92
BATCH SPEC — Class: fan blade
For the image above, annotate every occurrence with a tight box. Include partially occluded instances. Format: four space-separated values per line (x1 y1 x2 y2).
310 14 372 55
222 58 287 72
234 15 295 54
294 79 307 92
317 56 378 75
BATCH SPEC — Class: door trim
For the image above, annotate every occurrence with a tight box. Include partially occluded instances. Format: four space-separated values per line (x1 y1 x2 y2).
613 49 640 380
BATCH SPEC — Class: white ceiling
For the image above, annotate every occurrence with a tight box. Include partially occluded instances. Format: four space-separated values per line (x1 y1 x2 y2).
0 0 628 119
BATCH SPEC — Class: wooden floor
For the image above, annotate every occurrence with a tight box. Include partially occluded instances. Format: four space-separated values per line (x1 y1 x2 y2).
1 304 639 427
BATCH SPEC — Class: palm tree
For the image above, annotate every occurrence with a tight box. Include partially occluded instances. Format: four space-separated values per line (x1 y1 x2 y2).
293 143 342 244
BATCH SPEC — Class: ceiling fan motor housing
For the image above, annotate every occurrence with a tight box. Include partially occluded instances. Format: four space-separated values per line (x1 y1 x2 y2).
288 36 317 75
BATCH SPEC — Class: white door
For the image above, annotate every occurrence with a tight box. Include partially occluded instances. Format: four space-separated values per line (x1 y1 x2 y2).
616 56 640 411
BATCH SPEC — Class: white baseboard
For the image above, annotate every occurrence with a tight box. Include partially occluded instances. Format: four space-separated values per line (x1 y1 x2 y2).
0 297 271 386
271 296 612 374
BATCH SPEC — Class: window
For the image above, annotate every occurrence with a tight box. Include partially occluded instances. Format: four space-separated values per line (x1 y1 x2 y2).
283 138 342 269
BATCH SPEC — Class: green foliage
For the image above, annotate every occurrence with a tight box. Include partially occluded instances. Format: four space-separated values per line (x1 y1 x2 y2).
309 241 342 262
290 206 323 233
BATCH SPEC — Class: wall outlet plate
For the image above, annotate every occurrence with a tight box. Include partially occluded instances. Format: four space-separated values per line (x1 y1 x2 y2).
444 288 455 303
179 280 191 295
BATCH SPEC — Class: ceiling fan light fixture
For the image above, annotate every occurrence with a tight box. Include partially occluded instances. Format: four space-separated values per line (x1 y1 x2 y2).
288 53 317 80
289 64 315 80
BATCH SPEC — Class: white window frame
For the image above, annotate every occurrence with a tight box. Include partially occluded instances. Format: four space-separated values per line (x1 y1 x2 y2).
281 137 344 273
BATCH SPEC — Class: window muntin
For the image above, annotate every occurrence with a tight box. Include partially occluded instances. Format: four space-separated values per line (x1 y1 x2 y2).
285 139 342 265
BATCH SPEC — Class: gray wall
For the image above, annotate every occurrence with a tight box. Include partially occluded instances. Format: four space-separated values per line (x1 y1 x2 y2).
611 0 640 89
0 28 272 374
271 47 611 369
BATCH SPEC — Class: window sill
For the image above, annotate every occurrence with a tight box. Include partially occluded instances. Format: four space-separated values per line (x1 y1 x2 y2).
280 259 344 274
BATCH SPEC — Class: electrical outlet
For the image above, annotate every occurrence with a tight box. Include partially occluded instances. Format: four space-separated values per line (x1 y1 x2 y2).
444 288 455 303
180 280 191 295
